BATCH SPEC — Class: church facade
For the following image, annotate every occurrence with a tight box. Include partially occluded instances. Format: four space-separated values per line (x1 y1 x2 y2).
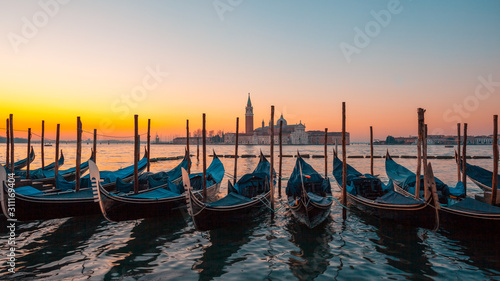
224 94 349 145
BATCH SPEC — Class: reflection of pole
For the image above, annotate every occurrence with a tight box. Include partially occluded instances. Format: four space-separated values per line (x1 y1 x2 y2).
491 115 498 206
234 117 239 185
342 102 347 220
457 123 461 182
462 123 468 196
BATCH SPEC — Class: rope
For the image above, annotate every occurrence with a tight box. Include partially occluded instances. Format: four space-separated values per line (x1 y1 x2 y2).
330 196 349 210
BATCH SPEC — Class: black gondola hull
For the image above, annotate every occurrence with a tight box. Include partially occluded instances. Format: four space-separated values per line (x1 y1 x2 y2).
439 206 500 235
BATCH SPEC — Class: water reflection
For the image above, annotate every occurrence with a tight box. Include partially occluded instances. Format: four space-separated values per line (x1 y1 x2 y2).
356 209 438 279
193 214 265 281
11 215 103 279
286 214 334 280
103 214 188 280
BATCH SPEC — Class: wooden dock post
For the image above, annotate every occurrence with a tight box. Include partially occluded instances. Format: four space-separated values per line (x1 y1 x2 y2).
324 128 328 178
93 129 97 163
370 126 374 176
6 119 9 168
55 124 60 179
202 113 207 202
491 115 498 205
279 120 283 197
147 119 151 172
342 102 347 220
457 123 461 182
75 117 82 192
186 119 190 173
134 115 139 194
462 123 468 196
41 120 45 169
26 128 31 179
10 114 14 172
270 106 275 210
423 124 428 199
234 117 239 185
415 108 425 198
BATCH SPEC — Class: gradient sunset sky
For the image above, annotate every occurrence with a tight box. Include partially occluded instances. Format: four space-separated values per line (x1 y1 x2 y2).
1 0 499 142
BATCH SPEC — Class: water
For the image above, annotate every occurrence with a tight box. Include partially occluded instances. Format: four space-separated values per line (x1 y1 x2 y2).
1 144 499 280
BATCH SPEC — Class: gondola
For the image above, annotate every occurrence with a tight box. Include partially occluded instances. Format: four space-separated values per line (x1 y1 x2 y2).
286 153 333 229
14 150 65 179
185 152 271 231
457 154 499 192
385 151 465 203
91 152 222 222
0 152 148 221
333 150 435 227
3 146 35 171
386 152 500 232
28 151 94 184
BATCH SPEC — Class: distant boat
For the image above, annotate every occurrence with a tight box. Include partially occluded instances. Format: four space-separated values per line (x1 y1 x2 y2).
44 143 53 147
445 145 454 148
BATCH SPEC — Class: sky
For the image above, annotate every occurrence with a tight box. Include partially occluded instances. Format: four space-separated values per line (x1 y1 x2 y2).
1 0 500 142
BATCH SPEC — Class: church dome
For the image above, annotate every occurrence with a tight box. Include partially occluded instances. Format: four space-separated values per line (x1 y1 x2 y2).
277 114 287 126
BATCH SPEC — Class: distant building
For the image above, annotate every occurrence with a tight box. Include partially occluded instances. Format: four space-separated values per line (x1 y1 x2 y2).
225 94 349 145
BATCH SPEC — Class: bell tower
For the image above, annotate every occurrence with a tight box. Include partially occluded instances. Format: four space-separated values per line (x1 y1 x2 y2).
245 93 254 135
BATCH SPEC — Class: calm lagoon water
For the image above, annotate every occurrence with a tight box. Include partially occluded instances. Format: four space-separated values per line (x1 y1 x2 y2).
0 144 499 280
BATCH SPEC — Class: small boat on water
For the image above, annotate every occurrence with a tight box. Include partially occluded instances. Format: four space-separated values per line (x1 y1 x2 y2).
334 150 435 227
0 151 148 221
286 153 333 229
457 155 499 192
14 150 65 179
186 152 271 231
386 152 500 233
4 146 35 171
91 152 222 222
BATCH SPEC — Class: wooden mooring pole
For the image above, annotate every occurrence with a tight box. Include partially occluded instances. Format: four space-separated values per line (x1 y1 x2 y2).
26 128 31 179
41 120 45 169
202 113 207 202
234 117 239 185
75 117 82 192
270 106 275 210
93 129 97 163
491 115 498 206
423 124 428 199
415 108 425 199
278 121 283 197
6 119 9 168
10 114 14 172
186 119 190 173
342 102 347 220
134 115 139 194
457 123 461 182
462 123 468 196
147 119 151 172
324 128 328 178
55 124 60 179
370 126 374 176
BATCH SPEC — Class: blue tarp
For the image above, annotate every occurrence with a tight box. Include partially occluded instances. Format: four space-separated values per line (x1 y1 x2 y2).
448 197 500 214
206 192 253 207
385 154 460 200
374 191 423 205
463 162 500 190
286 155 332 197
118 188 180 199
307 192 333 205
31 159 90 180
175 154 225 193
15 186 44 196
